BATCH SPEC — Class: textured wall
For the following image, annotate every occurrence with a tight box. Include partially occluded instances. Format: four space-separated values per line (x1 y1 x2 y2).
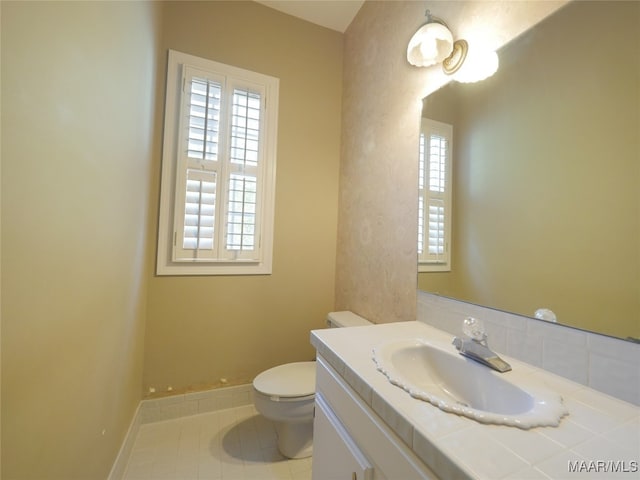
336 0 567 324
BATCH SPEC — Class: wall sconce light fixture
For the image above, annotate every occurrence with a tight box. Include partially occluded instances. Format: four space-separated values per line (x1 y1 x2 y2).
407 10 499 83
406 11 453 67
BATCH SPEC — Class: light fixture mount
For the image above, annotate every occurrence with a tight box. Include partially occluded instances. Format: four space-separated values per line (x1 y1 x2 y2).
442 39 469 75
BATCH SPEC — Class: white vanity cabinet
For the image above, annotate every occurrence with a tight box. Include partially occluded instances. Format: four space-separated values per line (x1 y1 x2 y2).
312 356 438 480
313 393 373 480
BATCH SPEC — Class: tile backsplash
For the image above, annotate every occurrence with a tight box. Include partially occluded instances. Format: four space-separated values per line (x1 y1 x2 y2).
418 291 640 406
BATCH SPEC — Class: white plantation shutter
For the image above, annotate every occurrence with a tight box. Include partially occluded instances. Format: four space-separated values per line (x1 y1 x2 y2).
418 119 452 271
158 50 278 275
174 69 266 262
418 133 426 255
226 173 257 253
221 87 263 260
427 134 446 258
187 76 222 161
173 67 224 261
427 201 446 255
182 170 216 251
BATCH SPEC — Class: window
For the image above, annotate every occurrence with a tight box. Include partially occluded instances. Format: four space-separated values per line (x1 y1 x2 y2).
418 119 452 272
157 50 279 275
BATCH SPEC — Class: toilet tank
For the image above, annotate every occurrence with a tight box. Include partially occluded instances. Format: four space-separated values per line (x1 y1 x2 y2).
326 311 372 328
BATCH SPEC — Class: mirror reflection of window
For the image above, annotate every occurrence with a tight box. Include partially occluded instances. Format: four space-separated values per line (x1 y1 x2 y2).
416 1 639 341
418 119 452 272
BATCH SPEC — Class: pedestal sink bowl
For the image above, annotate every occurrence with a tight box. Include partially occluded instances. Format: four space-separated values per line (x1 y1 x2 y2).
372 338 568 429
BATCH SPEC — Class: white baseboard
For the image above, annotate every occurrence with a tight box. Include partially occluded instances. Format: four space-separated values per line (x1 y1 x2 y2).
108 402 142 480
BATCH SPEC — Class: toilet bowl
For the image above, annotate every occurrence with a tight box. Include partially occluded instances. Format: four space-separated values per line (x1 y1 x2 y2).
253 362 316 459
252 311 372 459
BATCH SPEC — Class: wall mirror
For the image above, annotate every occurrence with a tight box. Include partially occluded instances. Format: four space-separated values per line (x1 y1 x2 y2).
418 0 639 341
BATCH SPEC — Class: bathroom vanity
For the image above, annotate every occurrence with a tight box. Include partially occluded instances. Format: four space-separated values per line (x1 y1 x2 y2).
311 321 640 479
313 356 436 479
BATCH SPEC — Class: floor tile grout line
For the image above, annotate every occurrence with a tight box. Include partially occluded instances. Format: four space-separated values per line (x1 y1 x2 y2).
122 404 313 480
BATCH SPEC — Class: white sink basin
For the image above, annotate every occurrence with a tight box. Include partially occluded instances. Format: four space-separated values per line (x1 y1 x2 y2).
372 338 568 429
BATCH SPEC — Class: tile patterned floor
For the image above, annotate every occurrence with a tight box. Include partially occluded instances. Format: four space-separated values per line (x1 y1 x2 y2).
123 405 312 480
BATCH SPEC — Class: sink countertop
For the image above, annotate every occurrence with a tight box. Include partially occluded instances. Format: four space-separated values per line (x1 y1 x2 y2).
311 321 640 480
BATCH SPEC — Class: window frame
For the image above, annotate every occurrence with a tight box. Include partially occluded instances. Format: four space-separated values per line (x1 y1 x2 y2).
418 118 453 272
156 50 279 276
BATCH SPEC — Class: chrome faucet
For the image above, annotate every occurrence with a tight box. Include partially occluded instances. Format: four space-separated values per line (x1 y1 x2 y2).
452 317 512 373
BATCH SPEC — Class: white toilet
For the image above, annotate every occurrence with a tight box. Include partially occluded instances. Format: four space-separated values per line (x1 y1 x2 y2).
252 311 372 459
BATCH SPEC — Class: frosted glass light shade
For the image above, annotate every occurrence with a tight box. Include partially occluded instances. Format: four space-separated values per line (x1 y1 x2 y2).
407 22 454 67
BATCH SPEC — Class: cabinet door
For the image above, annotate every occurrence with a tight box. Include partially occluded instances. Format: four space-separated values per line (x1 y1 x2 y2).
312 393 374 480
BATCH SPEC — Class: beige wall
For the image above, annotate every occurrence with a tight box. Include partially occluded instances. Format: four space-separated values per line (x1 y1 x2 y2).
1 1 160 478
142 1 343 394
1 3 3 472
0 1 341 474
419 1 639 339
336 1 566 324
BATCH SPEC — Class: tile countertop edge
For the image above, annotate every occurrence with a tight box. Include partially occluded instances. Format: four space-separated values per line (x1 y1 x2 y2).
310 321 640 480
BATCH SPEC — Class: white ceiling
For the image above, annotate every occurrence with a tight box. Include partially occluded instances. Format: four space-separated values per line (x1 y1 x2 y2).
255 0 365 33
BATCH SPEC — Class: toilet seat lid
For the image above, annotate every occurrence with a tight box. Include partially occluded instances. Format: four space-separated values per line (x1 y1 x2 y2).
253 361 316 398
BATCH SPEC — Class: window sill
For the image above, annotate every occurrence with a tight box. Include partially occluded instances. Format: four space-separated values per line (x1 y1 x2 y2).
156 261 272 276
